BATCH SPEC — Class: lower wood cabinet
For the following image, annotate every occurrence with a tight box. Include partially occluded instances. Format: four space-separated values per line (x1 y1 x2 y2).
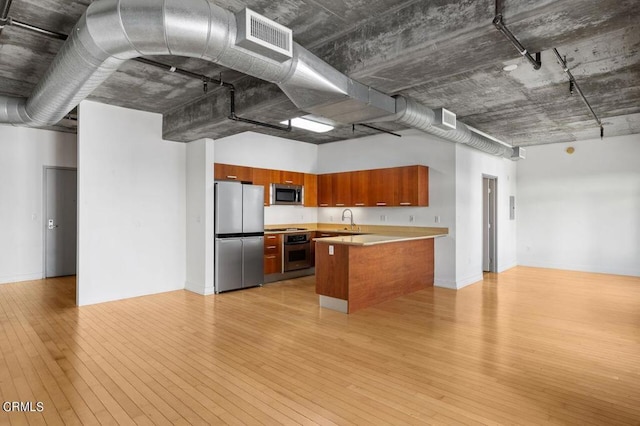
264 234 282 274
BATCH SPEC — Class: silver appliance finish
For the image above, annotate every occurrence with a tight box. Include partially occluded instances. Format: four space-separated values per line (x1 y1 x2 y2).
0 0 515 160
271 183 303 205
283 232 312 272
214 181 264 293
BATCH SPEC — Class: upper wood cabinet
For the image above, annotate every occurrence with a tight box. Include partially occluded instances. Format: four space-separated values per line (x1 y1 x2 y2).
214 163 252 182
350 170 370 207
317 165 429 207
317 174 333 207
332 172 352 207
272 170 304 185
303 173 318 207
252 167 272 206
369 168 397 207
397 165 429 207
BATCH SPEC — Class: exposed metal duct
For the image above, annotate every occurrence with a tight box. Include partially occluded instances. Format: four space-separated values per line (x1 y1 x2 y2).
0 0 514 158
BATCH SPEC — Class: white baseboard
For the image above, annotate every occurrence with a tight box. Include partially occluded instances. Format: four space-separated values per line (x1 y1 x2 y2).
517 259 640 278
456 273 484 289
0 272 44 285
497 262 518 273
434 279 457 289
184 281 215 295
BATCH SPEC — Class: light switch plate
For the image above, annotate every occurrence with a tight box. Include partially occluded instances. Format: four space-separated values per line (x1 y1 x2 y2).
329 245 334 255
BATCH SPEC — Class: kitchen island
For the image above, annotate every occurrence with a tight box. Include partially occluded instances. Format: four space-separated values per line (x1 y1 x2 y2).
315 233 446 313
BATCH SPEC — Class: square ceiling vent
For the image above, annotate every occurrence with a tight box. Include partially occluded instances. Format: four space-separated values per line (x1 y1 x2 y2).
236 8 293 62
433 107 457 130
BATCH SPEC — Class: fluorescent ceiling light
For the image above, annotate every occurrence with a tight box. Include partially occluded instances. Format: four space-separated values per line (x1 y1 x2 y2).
281 117 334 133
503 64 518 72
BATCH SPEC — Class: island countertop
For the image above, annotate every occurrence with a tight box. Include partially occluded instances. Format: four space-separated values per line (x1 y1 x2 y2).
314 233 446 246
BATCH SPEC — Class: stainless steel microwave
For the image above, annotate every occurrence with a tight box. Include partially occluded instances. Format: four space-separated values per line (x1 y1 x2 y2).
271 183 303 205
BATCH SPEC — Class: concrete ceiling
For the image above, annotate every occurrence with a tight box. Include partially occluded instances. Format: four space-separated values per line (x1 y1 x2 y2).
0 0 638 146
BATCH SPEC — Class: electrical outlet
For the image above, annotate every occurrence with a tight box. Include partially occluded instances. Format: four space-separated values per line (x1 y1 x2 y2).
329 245 334 255
330 215 333 222
409 215 415 223
435 215 440 223
380 215 387 222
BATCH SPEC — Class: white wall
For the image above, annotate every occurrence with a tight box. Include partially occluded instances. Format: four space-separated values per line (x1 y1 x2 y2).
0 125 77 284
77 101 186 305
455 144 518 289
214 131 319 224
517 135 640 277
316 129 458 287
185 138 215 295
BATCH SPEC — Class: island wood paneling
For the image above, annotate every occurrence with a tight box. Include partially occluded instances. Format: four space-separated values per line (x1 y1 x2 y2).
314 242 349 299
315 238 434 313
347 238 433 313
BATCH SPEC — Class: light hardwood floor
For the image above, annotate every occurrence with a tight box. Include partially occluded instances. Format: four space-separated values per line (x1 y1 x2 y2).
1 267 639 425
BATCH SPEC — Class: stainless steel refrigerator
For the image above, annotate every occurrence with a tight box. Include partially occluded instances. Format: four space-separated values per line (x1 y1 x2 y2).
214 181 264 293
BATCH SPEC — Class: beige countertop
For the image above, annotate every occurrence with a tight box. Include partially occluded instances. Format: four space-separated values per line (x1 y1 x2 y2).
314 233 447 246
265 223 448 237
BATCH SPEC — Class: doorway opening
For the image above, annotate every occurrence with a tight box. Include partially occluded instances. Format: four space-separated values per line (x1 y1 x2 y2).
482 176 497 273
44 167 77 278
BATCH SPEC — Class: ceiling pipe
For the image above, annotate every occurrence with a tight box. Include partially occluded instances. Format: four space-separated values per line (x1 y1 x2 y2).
552 48 604 139
0 0 515 158
492 14 541 70
0 0 12 36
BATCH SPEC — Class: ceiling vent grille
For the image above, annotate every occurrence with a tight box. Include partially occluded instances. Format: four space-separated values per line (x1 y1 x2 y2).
433 107 457 130
236 8 293 62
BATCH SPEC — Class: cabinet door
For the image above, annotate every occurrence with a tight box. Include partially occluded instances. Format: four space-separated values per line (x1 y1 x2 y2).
350 170 370 207
317 174 333 207
264 234 282 274
369 168 398 207
303 173 318 207
273 170 304 185
332 172 352 207
252 167 272 206
214 163 252 182
397 165 429 206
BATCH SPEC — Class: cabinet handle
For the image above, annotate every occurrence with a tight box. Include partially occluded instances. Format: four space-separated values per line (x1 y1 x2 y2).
285 180 293 184
226 175 237 179
320 234 331 236
400 202 412 206
266 255 276 259
267 236 276 239
320 203 328 207
267 245 277 249
355 203 365 206
376 202 387 206
335 203 345 206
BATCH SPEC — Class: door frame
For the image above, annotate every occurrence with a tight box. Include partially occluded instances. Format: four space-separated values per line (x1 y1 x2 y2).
43 166 78 278
482 175 498 273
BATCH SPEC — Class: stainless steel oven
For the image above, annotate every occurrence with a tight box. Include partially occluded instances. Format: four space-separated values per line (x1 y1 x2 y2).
283 232 311 271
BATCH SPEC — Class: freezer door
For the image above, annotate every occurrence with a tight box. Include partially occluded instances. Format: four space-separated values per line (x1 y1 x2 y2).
215 238 243 292
242 184 265 234
215 181 243 235
242 236 264 288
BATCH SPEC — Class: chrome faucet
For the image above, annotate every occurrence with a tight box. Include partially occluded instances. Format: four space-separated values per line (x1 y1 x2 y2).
341 208 355 230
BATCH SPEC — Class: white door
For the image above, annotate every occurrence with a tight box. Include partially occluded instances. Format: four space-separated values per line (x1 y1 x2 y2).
45 168 77 277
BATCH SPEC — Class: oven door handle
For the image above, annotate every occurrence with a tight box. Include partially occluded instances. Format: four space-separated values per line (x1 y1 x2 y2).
284 241 309 245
